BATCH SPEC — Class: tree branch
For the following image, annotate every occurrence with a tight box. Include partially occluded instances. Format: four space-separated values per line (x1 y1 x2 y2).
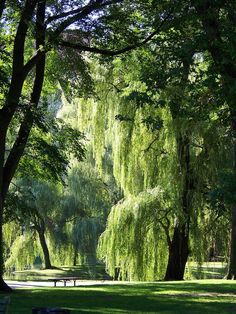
12 0 38 75
143 136 159 153
22 50 45 79
58 29 159 56
57 7 173 57
0 0 38 128
51 0 123 38
2 0 46 200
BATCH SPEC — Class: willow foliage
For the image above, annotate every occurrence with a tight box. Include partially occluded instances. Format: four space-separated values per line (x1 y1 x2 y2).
98 187 170 280
5 232 42 271
58 50 231 279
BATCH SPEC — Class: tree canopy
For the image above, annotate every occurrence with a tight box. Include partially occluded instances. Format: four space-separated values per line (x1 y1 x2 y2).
1 0 236 292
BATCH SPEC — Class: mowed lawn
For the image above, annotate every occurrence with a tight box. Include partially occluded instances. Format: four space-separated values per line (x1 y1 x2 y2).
3 279 236 313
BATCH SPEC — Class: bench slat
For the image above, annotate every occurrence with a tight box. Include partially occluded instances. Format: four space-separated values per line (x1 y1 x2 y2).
48 277 80 287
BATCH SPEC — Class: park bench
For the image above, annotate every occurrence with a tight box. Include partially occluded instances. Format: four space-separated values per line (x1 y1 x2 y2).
0 297 10 314
47 277 80 287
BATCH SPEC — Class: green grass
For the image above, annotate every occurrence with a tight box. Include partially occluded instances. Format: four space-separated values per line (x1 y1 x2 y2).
3 279 236 313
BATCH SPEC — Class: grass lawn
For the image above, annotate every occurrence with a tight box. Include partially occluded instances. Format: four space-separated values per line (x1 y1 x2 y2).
3 279 236 313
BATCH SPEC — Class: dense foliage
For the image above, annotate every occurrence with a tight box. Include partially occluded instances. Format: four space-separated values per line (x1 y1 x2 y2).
1 0 236 291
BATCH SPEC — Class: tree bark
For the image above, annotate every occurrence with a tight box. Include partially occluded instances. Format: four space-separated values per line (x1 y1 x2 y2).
73 245 78 266
226 112 236 279
227 205 236 279
36 226 52 269
164 57 193 281
164 223 189 280
0 196 11 292
164 135 192 280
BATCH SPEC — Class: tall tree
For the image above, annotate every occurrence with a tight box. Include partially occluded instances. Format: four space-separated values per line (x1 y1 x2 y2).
81 1 236 280
0 0 168 291
191 0 236 279
16 179 60 269
77 38 229 280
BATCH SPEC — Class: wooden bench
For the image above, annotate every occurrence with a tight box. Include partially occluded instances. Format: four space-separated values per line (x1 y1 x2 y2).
0 297 10 314
48 277 80 287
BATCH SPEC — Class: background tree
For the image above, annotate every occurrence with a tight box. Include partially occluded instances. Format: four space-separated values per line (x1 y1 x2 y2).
11 179 60 270
190 0 236 280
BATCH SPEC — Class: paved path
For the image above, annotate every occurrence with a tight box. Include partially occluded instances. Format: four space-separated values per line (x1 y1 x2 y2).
5 280 128 289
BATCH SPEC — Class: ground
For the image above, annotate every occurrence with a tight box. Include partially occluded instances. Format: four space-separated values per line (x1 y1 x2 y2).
2 279 236 313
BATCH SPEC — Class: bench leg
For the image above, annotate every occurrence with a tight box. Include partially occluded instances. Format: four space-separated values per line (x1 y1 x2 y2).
54 282 56 287
64 281 66 287
73 280 76 286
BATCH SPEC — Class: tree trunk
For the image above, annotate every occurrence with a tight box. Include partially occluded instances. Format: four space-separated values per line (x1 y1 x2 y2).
0 196 11 292
36 227 52 269
164 134 192 280
0 124 12 292
73 245 78 266
0 0 39 292
227 205 236 279
164 222 189 280
226 112 236 279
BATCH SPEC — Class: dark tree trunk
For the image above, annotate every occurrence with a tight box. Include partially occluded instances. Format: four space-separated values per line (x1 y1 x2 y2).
164 135 192 280
73 245 78 266
37 228 52 269
226 112 236 279
227 205 236 279
0 196 11 292
0 120 12 291
164 223 189 280
0 0 44 291
34 217 52 270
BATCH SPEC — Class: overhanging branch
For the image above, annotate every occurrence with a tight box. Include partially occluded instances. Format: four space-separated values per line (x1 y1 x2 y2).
57 8 173 56
58 29 159 56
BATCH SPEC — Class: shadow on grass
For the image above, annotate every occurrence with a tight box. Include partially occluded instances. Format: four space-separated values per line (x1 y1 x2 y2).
5 281 236 314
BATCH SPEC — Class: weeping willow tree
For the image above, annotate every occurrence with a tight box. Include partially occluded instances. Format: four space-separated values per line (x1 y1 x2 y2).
53 18 232 280
71 217 101 269
60 69 180 279
46 162 113 269
59 43 232 281
4 178 61 270
5 232 42 271
98 187 172 280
